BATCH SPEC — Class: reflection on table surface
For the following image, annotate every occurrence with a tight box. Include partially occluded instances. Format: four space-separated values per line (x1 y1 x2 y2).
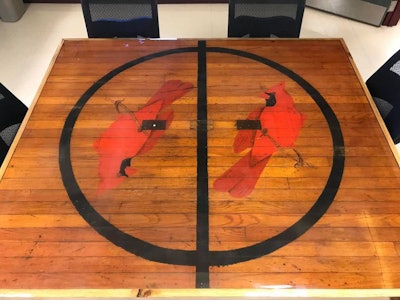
0 38 400 297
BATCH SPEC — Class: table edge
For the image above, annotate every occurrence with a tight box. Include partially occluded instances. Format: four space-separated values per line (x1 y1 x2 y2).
338 39 400 167
0 41 66 180
0 288 400 298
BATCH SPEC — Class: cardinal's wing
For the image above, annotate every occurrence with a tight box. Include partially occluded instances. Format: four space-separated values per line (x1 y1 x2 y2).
233 106 263 153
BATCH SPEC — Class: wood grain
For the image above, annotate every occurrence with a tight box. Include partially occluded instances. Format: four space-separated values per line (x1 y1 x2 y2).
1 38 400 296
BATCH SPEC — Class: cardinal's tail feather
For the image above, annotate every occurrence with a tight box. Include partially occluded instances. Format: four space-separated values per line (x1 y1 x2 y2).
146 80 194 108
227 170 266 198
96 177 126 195
213 152 270 198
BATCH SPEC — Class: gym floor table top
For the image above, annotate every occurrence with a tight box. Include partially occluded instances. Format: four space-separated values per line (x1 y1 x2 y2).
0 38 399 298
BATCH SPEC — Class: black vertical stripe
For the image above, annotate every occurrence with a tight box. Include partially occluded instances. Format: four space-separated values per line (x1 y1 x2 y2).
196 40 210 288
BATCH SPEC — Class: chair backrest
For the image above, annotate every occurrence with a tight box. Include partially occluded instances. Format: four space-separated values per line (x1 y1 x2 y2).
81 0 160 38
228 0 306 38
366 49 400 144
0 83 28 166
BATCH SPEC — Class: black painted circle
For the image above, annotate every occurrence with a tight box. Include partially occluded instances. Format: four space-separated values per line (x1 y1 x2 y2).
59 45 345 267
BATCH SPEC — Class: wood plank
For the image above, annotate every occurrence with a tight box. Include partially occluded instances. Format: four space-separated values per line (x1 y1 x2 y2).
1 38 400 293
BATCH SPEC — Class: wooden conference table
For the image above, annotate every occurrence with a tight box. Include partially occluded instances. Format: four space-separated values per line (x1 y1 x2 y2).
1 38 400 298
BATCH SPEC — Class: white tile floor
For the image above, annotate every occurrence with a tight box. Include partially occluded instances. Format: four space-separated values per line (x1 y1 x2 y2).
0 2 400 154
2 3 400 104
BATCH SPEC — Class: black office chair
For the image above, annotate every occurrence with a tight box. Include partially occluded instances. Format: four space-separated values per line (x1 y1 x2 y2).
0 83 28 166
81 0 160 38
366 49 400 144
228 0 306 38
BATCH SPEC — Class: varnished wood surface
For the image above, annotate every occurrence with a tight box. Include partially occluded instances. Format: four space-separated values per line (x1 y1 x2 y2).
0 38 400 297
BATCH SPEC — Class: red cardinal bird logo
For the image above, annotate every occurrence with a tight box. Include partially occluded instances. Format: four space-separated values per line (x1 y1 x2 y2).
213 82 306 198
93 80 193 193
